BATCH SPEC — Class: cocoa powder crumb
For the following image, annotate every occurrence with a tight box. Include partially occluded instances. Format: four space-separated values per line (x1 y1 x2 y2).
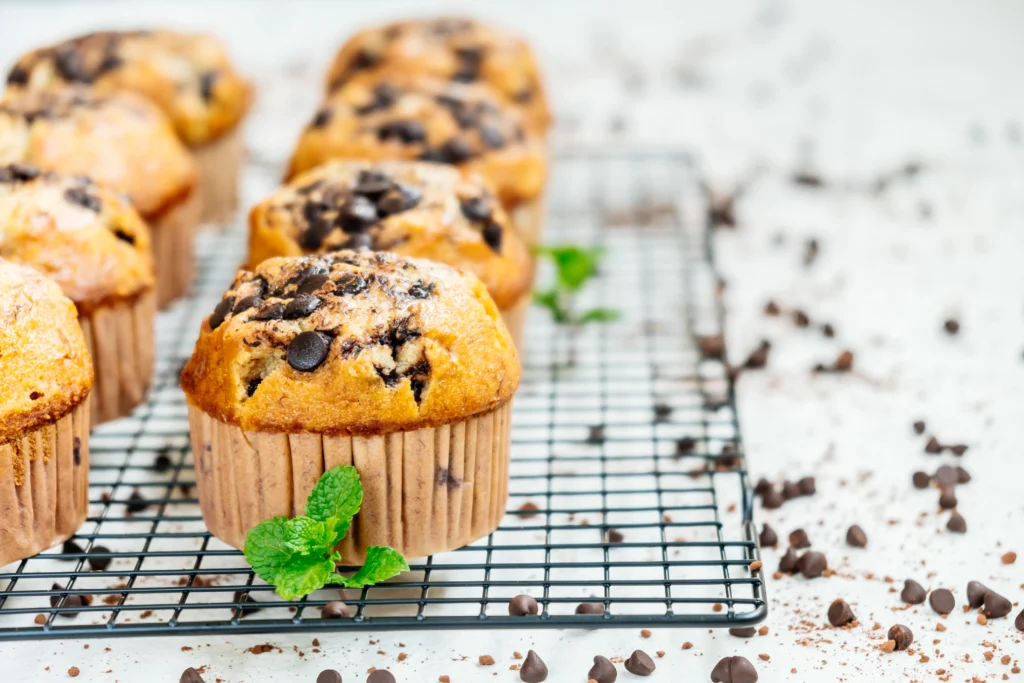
682 642 693 650
33 614 46 625
479 655 495 666
68 667 80 678
397 653 407 662
712 604 723 612
758 626 769 636
936 623 947 631
656 651 665 658
759 654 770 661
1001 551 1017 564
513 652 523 660
439 677 450 683
749 561 762 572
977 614 988 625
640 629 652 638
879 640 896 653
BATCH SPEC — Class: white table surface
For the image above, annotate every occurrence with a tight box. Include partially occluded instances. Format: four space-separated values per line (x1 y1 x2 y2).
1 0 1022 681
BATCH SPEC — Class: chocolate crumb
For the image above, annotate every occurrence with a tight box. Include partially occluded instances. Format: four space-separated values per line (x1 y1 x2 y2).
479 655 495 666
68 667 80 678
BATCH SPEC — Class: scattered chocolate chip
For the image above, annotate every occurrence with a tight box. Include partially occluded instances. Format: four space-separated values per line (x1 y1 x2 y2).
624 650 655 676
575 602 605 615
315 671 341 683
126 489 148 513
50 586 88 617
929 588 955 615
781 480 801 500
943 319 960 335
949 444 968 456
796 476 816 495
778 548 799 574
763 300 780 316
789 529 810 549
797 551 827 579
698 335 725 359
153 452 172 472
87 546 112 571
938 487 957 510
913 420 926 434
180 667 205 683
366 670 395 683
911 471 931 489
605 529 625 543
982 590 1012 618
232 591 261 616
753 478 771 496
587 655 617 683
728 627 756 638
901 579 926 604
946 512 966 533
1015 607 1024 632
287 331 331 372
966 581 989 608
828 598 856 627
520 650 548 682
758 523 778 547
924 436 942 454
209 297 235 330
955 466 971 484
846 525 867 548
821 322 835 338
508 594 538 617
934 464 958 487
761 487 784 509
793 309 810 327
710 656 758 683
62 539 84 556
284 294 322 319
321 601 351 619
887 624 913 650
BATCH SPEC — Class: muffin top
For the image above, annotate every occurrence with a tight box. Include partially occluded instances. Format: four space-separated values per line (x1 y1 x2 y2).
249 160 532 309
286 76 547 208
6 30 251 145
0 259 93 444
0 164 154 312
180 251 520 436
0 87 197 217
325 17 549 132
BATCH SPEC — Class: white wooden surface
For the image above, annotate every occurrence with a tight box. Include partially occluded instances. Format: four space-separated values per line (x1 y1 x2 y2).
1 0 1022 680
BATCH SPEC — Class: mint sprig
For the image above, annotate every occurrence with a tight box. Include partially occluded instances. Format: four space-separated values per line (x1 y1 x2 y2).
533 244 618 330
243 466 409 600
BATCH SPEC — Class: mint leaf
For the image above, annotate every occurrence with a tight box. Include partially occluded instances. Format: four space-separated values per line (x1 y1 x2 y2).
244 516 294 585
334 546 409 588
532 289 570 324
576 308 620 324
536 245 603 291
274 554 337 601
285 516 332 555
305 465 362 527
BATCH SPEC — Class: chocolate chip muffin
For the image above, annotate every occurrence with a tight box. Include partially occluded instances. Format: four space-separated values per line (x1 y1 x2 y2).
180 251 520 562
325 17 550 133
286 76 548 244
0 259 92 566
6 29 252 224
0 87 200 307
249 160 533 346
0 164 156 424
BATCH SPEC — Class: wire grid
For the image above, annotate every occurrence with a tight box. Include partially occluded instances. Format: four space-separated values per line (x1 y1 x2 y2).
0 150 765 640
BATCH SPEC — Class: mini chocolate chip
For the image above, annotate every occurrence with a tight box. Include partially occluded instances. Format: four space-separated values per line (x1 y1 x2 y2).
296 274 331 295
606 528 624 543
913 419 926 434
321 600 351 619
245 377 262 397
927 588 954 615
126 489 148 513
949 444 968 456
180 667 205 683
251 303 285 321
64 186 101 212
316 671 341 683
520 650 548 682
796 476 816 495
508 594 539 616
481 222 503 252
198 70 218 103
912 471 931 489
624 650 655 676
901 579 926 604
789 528 810 549
758 523 778 547
797 551 827 578
439 136 474 163
982 590 1012 618
946 512 966 533
888 624 913 650
479 124 505 149
310 107 333 128
938 486 957 510
62 539 84 556
846 525 867 548
943 318 960 335
588 655 616 683
87 545 112 571
781 480 801 500
209 297 235 330
366 671 395 683
728 627 756 638
710 656 758 683
232 296 263 314
575 602 605 615
925 436 942 454
966 581 989 608
283 294 322 319
778 548 799 573
378 119 426 144
676 437 697 454
287 331 330 372
828 598 856 626
935 464 958 487
335 272 369 295
955 466 971 483
761 487 784 509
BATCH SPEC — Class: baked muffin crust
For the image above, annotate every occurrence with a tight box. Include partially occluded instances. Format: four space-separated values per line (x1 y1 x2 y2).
0 87 197 218
6 30 251 145
249 160 532 309
180 251 520 436
0 259 92 443
0 164 154 311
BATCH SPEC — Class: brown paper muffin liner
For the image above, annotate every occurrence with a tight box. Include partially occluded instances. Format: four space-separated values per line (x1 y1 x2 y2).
0 399 90 567
500 294 529 351
192 127 245 228
79 291 156 425
149 188 201 308
188 400 513 563
511 195 545 247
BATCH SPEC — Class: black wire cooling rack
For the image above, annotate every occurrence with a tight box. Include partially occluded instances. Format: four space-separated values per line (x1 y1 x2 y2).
0 150 765 640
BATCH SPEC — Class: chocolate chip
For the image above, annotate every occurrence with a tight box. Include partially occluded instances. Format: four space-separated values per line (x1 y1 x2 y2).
126 489 148 513
296 274 331 295
929 588 955 615
624 650 655 676
846 525 867 548
482 222 502 252
232 296 263 314
827 598 856 626
87 546 112 571
246 377 262 397
283 294 322 319
316 671 341 683
934 465 957 487
51 587 88 617
887 624 913 650
938 486 957 510
676 437 697 454
761 487 784 509
310 108 333 128
793 309 810 327
154 452 172 472
451 63 480 83
781 480 801 500
335 272 369 295
378 119 426 144
376 189 413 216
778 548 799 574
8 162 41 182
758 523 778 547
321 601 351 619
479 125 505 149
366 670 395 683
924 436 942 454
606 529 624 543
789 528 810 549
982 590 1012 618
340 196 378 233
460 195 493 222
949 444 968 456
943 319 959 335
6 65 29 86
508 594 538 616
1015 607 1024 632
520 650 548 682
966 581 989 608
180 667 205 683
356 83 398 115
251 303 285 321
439 137 474 163
587 655 616 683
232 591 261 616
955 466 971 483
911 471 931 489
946 512 966 533
698 335 725 359
796 476 816 495
821 322 835 338
913 420 926 434
209 297 235 330
575 602 605 615
728 627 756 638
710 656 758 683
287 331 330 372
62 539 84 556
901 579 926 604
797 551 827 578
64 186 101 212
198 70 218 103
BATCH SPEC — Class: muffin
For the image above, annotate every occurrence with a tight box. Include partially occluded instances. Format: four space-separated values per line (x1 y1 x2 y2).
0 259 92 567
0 87 200 307
180 251 520 562
0 164 156 424
286 76 548 244
249 160 533 346
325 17 550 133
6 29 252 224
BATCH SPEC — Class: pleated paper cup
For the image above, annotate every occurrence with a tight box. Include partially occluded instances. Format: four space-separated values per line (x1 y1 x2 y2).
79 291 156 425
0 399 90 567
510 195 545 247
192 127 245 227
188 400 513 563
149 188 201 308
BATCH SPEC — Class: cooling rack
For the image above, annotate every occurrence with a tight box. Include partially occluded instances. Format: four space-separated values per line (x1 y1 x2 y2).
0 150 766 639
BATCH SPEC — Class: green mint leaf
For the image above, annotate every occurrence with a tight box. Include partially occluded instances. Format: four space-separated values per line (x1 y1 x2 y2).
273 554 337 601
575 308 620 325
243 516 295 586
532 289 571 324
285 516 332 555
334 546 409 588
536 245 603 292
305 465 362 526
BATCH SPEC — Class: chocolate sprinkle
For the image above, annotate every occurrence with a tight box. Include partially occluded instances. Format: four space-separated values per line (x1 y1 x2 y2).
888 624 913 650
624 650 655 676
900 579 926 605
827 598 856 627
587 655 617 683
520 650 548 682
928 588 955 615
287 331 331 372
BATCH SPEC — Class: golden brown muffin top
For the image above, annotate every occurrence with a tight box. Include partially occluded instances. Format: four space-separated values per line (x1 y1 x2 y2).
248 160 532 309
180 251 520 436
6 30 252 145
0 259 93 444
286 75 547 208
0 164 154 312
0 87 197 218
325 17 549 132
